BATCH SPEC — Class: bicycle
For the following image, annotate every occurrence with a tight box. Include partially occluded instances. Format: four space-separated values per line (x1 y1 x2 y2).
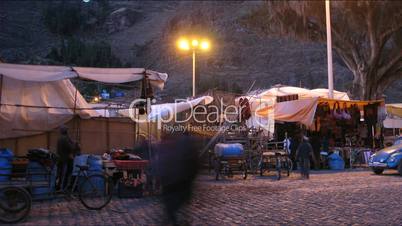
63 165 113 210
0 164 113 223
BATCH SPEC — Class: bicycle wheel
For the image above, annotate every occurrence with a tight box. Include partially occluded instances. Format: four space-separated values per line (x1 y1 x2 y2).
0 186 32 224
78 175 113 210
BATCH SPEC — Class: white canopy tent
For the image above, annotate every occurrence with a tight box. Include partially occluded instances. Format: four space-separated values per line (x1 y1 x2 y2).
0 63 168 139
0 63 168 89
236 86 350 133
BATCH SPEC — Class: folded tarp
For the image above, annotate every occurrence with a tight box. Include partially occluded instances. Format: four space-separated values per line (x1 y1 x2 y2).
0 63 168 90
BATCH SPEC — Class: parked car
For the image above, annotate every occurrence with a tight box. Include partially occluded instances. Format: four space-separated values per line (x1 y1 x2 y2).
393 136 402 146
368 143 402 175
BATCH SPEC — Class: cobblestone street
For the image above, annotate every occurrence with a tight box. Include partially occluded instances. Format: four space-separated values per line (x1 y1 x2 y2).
19 169 402 225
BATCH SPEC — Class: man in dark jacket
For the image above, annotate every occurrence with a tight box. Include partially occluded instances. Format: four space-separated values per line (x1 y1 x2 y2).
296 136 313 179
56 126 75 190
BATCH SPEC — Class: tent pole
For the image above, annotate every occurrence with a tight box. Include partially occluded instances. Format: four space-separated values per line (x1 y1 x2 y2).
106 117 110 151
0 74 3 108
73 80 79 142
133 109 137 145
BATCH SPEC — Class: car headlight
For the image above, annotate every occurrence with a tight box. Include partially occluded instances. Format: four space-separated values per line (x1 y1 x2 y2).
388 157 396 163
379 158 387 163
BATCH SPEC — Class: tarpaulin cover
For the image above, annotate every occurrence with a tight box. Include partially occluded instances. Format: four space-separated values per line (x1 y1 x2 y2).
258 86 350 101
0 76 99 139
0 63 75 81
0 63 168 90
237 86 348 128
0 63 169 139
256 97 319 126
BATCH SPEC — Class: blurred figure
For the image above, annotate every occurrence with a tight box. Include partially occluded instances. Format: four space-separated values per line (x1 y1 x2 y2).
56 126 75 190
296 135 313 179
310 132 321 169
290 132 301 170
154 132 201 225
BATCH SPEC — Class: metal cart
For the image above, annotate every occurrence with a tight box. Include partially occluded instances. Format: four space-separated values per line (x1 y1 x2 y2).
259 141 293 180
0 157 113 224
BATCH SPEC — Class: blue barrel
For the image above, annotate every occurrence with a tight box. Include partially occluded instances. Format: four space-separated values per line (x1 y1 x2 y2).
0 149 13 182
87 155 103 174
27 161 57 200
328 153 345 170
76 155 104 192
214 143 244 157
72 154 89 176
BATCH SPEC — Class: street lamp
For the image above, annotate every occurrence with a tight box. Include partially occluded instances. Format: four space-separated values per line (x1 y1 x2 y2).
325 0 334 99
177 37 210 97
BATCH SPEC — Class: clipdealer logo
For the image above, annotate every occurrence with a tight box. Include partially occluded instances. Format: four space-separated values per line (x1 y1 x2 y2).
127 97 275 132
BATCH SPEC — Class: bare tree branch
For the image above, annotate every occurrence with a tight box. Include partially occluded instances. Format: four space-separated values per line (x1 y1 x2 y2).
243 1 402 99
378 51 402 78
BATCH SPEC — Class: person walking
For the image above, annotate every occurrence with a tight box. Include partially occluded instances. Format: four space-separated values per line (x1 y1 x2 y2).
296 135 313 179
154 132 201 225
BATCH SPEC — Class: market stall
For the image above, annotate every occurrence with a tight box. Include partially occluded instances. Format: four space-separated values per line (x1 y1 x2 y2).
251 88 384 169
383 103 402 146
0 63 169 209
0 63 168 155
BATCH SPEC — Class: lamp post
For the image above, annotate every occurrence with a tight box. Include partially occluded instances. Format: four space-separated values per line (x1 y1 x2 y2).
177 38 210 97
325 0 334 99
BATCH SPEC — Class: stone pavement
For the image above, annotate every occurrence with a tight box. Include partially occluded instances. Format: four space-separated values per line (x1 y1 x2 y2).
18 169 402 225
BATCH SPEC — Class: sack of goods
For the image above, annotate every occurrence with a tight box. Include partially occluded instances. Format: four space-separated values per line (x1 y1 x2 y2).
27 148 57 167
214 143 244 157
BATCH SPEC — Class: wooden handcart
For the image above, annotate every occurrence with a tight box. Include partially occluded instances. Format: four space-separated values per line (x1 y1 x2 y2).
259 141 293 180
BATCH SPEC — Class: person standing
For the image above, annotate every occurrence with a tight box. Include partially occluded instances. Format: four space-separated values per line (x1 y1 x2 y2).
296 135 313 179
56 126 75 190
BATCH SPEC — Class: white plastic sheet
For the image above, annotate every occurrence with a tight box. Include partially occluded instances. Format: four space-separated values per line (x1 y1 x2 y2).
0 63 168 89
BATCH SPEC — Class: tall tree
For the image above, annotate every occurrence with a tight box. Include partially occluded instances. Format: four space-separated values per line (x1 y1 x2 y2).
243 1 402 100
